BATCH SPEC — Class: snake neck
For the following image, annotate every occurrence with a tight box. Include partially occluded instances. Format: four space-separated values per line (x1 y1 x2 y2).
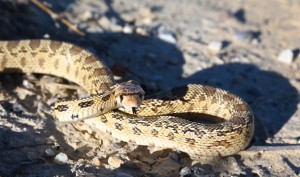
53 86 119 122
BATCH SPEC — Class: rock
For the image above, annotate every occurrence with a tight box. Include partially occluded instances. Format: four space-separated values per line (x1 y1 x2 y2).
12 102 25 112
111 24 123 32
157 26 177 44
54 152 68 164
227 156 240 172
208 41 223 53
191 167 208 176
123 25 134 34
0 104 7 116
108 156 124 169
180 167 192 177
22 80 35 90
91 157 102 166
158 32 177 44
136 27 148 36
233 31 253 42
45 148 55 157
277 49 294 64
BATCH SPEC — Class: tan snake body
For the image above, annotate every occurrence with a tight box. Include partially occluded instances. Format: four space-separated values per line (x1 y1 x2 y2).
0 40 254 157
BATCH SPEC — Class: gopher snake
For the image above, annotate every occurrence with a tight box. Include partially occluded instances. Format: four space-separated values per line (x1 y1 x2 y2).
0 40 254 157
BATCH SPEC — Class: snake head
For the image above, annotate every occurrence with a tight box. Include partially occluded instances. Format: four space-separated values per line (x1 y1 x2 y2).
115 80 145 114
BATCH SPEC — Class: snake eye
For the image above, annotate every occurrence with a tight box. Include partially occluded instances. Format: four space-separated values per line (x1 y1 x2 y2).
139 94 144 100
119 95 124 102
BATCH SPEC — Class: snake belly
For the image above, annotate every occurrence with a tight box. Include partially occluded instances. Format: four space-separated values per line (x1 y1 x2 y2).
0 39 254 157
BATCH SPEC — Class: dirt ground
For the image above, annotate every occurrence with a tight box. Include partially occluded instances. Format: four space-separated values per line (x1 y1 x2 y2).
0 0 300 176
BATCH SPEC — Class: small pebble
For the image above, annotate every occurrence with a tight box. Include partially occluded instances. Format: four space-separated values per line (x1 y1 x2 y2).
208 41 223 53
45 148 55 157
158 32 177 44
111 24 123 32
228 156 239 170
240 171 247 175
0 104 7 116
123 25 134 34
43 34 50 38
233 31 253 42
81 11 93 21
157 27 177 44
108 156 124 169
47 98 58 106
54 152 68 164
180 167 192 177
13 103 25 112
191 167 207 176
91 157 102 166
136 27 148 36
23 80 35 89
277 49 294 64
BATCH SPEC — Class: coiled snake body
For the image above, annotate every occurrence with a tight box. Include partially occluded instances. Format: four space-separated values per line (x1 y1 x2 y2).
0 40 254 157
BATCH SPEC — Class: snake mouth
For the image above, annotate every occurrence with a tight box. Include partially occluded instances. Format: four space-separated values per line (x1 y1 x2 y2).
117 94 143 114
132 107 137 115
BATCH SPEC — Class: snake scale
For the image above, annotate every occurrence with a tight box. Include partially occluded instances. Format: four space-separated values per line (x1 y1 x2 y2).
0 40 254 157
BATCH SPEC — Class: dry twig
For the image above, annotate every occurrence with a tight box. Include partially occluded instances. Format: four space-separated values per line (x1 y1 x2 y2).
31 0 85 36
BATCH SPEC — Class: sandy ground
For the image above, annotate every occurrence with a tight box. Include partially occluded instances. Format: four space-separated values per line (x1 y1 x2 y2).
0 0 300 176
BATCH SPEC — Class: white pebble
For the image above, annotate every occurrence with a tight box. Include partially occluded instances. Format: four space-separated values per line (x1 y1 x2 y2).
277 49 294 64
123 25 134 34
158 31 177 44
208 41 223 53
43 34 50 38
54 152 68 164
